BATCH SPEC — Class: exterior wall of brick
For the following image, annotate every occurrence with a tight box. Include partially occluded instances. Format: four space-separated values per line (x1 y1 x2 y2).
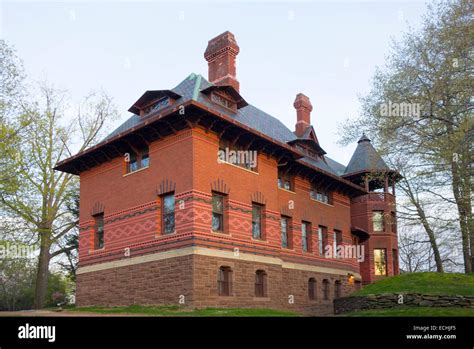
74 124 396 313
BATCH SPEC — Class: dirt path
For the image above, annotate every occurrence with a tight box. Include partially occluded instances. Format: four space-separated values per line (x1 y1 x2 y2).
0 310 141 317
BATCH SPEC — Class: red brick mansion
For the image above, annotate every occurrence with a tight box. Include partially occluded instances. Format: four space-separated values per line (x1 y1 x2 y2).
55 31 400 315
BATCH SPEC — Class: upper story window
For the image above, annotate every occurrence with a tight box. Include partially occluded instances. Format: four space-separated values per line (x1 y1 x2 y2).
127 145 149 174
162 193 175 234
310 185 331 204
143 97 169 115
318 226 327 257
278 169 294 191
390 212 397 233
281 216 291 249
212 193 225 232
334 229 342 257
218 138 257 172
93 213 104 250
211 92 237 112
302 221 311 252
373 211 385 232
252 203 263 240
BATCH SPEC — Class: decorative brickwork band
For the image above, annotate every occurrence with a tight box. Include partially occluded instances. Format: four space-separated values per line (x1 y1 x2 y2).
156 179 176 196
211 179 230 194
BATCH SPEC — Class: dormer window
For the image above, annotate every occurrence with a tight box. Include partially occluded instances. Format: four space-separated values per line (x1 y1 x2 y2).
211 92 237 112
143 97 169 115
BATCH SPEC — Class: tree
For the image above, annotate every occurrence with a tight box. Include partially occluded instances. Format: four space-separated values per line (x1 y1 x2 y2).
0 81 118 308
0 39 28 197
340 0 473 272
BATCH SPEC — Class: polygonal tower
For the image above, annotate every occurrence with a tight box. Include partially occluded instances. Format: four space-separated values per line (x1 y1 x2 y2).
343 135 401 284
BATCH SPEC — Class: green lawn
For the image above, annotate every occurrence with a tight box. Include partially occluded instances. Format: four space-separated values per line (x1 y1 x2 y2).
352 272 474 296
68 305 299 317
344 306 474 317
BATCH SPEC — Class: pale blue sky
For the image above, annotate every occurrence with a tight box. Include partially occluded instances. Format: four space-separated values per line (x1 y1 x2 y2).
1 0 428 165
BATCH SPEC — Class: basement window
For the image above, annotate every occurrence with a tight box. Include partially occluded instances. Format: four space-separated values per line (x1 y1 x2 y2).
322 279 330 300
255 270 267 298
334 280 342 298
308 278 317 300
218 266 232 296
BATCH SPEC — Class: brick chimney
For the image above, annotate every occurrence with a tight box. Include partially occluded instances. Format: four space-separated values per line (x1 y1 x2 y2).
204 31 240 92
294 93 313 137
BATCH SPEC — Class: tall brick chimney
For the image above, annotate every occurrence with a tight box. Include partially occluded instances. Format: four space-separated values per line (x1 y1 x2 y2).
294 93 313 137
204 31 240 92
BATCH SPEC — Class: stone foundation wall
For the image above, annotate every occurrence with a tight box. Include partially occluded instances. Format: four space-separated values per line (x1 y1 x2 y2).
76 255 194 307
76 252 357 315
334 294 474 314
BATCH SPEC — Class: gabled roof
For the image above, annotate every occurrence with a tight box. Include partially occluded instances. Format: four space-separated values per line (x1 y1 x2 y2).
95 73 352 179
288 125 326 156
343 134 390 176
128 90 182 115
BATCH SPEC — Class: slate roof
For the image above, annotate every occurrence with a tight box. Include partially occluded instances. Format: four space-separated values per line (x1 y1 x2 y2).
344 134 390 175
105 73 350 176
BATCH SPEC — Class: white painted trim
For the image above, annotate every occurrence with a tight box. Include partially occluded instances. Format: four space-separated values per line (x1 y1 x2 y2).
76 246 361 279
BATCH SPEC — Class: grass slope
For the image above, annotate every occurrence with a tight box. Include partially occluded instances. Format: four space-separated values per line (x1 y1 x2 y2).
69 305 299 317
345 307 474 317
352 272 474 296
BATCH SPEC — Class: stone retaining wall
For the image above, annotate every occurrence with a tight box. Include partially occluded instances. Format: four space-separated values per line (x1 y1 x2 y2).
334 293 474 314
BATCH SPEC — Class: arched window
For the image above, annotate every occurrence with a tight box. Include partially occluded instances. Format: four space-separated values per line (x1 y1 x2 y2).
218 266 232 296
308 278 317 300
334 280 342 298
255 270 267 297
322 279 330 300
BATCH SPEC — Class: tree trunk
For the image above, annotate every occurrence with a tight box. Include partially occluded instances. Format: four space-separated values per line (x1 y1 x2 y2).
451 161 472 273
33 231 51 309
402 179 444 272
